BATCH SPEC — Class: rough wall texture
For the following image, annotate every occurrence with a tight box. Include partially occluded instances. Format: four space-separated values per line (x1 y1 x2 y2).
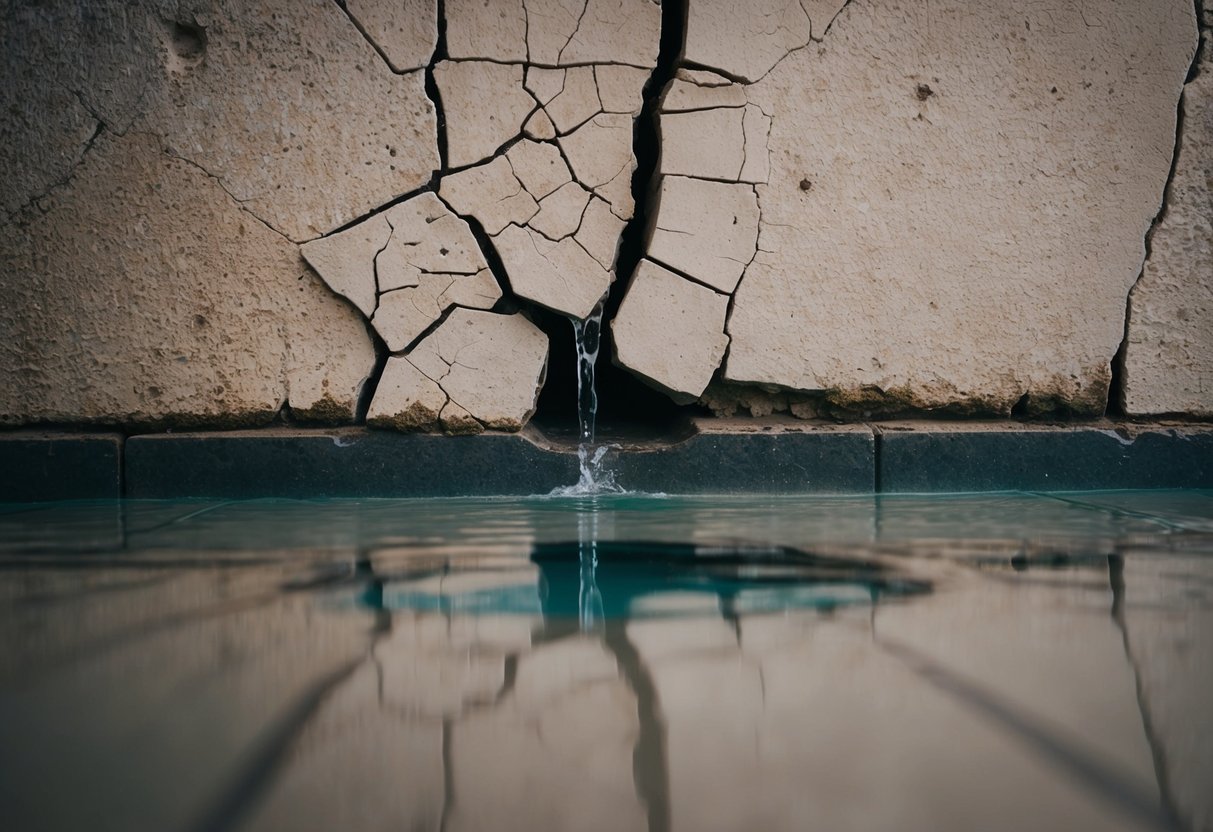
615 0 1200 418
0 0 1209 431
1122 18 1213 417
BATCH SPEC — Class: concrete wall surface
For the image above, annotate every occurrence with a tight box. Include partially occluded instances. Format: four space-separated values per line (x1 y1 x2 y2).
1 0 1208 432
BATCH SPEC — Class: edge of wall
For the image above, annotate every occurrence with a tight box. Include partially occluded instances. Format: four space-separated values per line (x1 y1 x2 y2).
0 420 1209 501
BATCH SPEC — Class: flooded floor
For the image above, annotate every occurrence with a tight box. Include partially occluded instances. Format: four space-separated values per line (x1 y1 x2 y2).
1 491 1211 831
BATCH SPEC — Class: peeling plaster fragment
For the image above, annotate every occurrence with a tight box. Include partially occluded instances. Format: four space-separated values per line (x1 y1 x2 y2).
560 113 637 219
545 66 602 134
661 78 748 112
444 0 528 61
300 216 392 317
367 356 447 431
594 65 650 115
575 197 626 269
658 107 746 182
611 259 730 404
675 68 734 87
524 109 559 140
345 0 438 71
439 268 504 310
378 193 488 291
524 0 586 66
682 0 812 83
531 181 592 239
506 140 573 199
648 176 759 294
559 0 661 68
439 156 540 235
406 309 549 431
496 224 611 318
374 275 459 351
435 61 535 167
525 67 567 105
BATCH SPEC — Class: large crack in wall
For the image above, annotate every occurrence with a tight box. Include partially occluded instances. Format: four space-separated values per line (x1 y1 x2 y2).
1 0 1208 431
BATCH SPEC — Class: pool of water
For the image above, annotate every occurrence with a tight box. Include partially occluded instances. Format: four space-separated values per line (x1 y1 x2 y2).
1 490 1211 831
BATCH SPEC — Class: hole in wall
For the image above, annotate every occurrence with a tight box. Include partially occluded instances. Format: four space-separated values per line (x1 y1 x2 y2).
167 20 207 65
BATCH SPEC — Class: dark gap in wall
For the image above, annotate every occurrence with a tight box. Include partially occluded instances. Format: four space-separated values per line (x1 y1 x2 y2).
355 325 390 423
427 0 450 169
532 0 702 441
1011 392 1031 418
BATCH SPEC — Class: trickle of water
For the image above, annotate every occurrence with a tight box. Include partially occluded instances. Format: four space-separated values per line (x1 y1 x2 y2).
572 298 604 444
577 509 604 631
551 298 623 496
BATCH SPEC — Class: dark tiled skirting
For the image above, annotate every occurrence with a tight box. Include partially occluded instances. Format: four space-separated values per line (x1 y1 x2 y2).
1 422 1210 500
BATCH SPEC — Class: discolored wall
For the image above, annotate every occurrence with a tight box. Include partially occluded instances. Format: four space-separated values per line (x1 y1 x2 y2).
0 0 1208 432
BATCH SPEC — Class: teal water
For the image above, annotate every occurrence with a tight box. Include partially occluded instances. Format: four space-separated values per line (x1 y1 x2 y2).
1 491 1211 831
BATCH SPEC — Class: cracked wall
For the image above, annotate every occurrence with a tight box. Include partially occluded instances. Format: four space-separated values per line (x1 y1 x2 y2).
0 0 1209 432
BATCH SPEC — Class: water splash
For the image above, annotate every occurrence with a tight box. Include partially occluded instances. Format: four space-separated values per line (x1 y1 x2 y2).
550 298 624 496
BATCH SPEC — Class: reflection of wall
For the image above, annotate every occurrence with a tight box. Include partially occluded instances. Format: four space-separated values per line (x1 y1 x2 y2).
1 1 1208 429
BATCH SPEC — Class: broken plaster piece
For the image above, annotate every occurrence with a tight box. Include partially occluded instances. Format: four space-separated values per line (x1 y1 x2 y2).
682 0 815 83
373 275 460 351
675 68 733 87
495 224 611 319
560 113 637 219
661 78 748 112
345 0 438 72
525 67 567 105
300 215 392 317
545 66 602 134
435 61 535 167
524 110 559 141
611 259 730 404
506 140 572 200
439 268 503 310
648 176 759 294
658 107 746 182
559 0 661 68
378 193 487 292
524 0 584 66
530 181 592 240
575 197 626 270
439 156 539 235
367 356 448 431
444 0 527 61
407 309 549 431
595 66 650 115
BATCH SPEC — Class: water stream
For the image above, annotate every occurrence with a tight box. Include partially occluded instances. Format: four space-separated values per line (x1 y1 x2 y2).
550 298 621 497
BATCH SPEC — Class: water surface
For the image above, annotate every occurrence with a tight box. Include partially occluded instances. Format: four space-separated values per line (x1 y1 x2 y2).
1 491 1210 831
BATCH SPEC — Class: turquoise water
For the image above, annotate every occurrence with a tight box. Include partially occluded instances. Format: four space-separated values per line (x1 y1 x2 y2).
1 491 1211 831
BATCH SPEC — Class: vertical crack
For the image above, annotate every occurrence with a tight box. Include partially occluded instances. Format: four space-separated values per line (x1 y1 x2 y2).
532 0 691 433
426 0 451 170
1108 1 1204 416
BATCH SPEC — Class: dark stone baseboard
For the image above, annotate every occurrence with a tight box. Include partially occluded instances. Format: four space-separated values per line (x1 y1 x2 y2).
1 421 1209 500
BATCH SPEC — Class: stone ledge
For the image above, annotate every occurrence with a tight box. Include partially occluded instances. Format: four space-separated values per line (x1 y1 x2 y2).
124 428 578 499
876 422 1213 492
0 432 123 501
3 422 1211 501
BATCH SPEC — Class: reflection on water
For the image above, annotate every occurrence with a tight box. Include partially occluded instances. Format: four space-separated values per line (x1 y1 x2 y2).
0 491 1210 831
